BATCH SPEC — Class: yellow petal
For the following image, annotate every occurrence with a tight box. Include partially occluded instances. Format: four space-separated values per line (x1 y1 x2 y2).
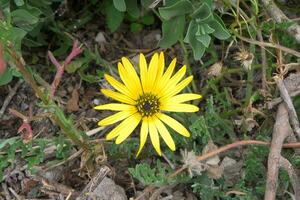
162 58 177 81
101 89 136 105
139 53 148 92
153 116 175 151
118 62 141 99
164 93 202 104
148 117 161 156
161 76 193 98
156 52 165 80
136 118 149 157
106 112 141 140
94 103 135 111
160 103 199 112
98 110 136 126
104 74 135 99
147 53 159 92
121 57 143 92
155 58 176 94
158 65 186 97
115 113 141 144
156 113 190 137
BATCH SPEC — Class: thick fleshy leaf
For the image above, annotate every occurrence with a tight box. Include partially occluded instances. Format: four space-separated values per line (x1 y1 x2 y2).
158 0 193 20
159 15 185 48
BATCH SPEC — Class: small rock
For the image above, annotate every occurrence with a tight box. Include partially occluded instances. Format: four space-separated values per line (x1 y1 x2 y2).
89 177 127 200
95 32 107 44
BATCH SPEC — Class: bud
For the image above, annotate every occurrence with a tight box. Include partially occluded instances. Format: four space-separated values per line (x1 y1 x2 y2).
0 43 6 75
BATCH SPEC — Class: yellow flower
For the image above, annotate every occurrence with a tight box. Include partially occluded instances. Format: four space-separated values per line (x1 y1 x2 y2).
95 52 202 156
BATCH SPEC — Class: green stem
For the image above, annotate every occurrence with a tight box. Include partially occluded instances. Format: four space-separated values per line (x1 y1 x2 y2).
9 48 89 151
245 66 253 105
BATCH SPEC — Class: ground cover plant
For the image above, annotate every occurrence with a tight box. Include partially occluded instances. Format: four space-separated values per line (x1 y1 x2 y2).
1 0 300 199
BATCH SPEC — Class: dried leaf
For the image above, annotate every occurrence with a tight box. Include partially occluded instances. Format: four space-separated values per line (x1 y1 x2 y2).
202 140 220 165
207 165 223 179
220 157 243 186
207 62 222 77
181 149 206 177
66 89 79 112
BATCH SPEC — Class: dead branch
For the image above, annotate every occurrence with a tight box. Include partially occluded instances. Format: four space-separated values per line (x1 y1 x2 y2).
267 89 300 109
260 0 300 43
279 156 300 197
257 29 268 91
274 76 300 139
237 35 300 58
0 79 22 119
265 104 296 200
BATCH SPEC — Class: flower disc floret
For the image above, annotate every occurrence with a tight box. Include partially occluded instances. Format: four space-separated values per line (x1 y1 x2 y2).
136 93 160 117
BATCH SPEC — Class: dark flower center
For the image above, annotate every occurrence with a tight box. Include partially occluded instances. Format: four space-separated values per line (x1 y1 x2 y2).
136 93 160 117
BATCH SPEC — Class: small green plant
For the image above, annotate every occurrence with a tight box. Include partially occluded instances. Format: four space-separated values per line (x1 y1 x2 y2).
102 0 155 33
157 0 230 60
102 0 230 60
128 160 187 186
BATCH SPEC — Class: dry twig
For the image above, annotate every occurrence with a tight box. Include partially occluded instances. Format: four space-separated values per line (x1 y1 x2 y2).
260 0 300 43
274 76 300 139
0 79 22 119
265 104 299 200
267 89 300 109
279 157 300 197
257 30 268 91
237 35 300 58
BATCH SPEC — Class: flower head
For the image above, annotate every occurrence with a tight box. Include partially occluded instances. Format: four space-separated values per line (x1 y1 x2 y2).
95 52 202 156
234 48 253 71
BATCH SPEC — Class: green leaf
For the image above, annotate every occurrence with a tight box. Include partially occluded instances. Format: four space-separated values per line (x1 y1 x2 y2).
104 1 124 32
207 15 230 40
10 27 27 51
184 20 206 60
126 0 139 19
203 24 215 34
113 0 126 12
196 33 211 48
159 15 185 48
202 0 213 8
14 0 24 6
0 137 19 150
0 67 13 86
128 160 176 186
158 0 193 20
189 115 211 143
191 3 211 20
141 0 152 8
11 9 39 31
65 60 84 73
130 22 143 32
141 14 155 25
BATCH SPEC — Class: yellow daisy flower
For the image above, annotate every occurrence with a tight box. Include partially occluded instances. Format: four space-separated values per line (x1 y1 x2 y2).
95 52 202 156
